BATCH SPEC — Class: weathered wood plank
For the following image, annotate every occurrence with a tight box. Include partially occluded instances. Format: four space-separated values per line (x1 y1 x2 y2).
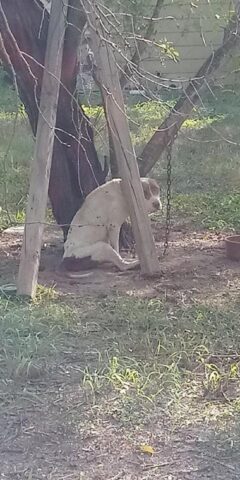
84 1 160 275
17 0 68 297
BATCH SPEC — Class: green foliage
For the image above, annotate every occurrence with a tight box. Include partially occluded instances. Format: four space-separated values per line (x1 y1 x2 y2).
84 101 220 150
172 193 240 231
127 101 219 149
0 68 34 228
0 63 240 236
0 69 19 113
0 115 34 221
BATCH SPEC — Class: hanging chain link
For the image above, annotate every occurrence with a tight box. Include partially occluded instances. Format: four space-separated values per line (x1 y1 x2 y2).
163 139 173 256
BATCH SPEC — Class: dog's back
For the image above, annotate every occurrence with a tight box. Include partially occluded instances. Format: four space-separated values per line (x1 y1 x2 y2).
70 179 127 226
64 179 127 256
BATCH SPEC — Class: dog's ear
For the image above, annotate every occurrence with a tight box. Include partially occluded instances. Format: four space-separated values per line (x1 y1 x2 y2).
141 179 151 200
148 178 160 196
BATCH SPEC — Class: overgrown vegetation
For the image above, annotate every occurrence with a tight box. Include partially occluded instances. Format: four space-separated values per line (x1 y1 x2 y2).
0 68 240 478
1 293 239 424
1 69 240 233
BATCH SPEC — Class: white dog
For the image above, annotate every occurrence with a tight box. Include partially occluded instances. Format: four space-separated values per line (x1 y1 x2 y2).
59 177 161 275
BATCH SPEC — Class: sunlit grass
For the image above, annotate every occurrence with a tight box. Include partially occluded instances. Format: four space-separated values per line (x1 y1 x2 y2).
168 192 240 231
0 293 239 425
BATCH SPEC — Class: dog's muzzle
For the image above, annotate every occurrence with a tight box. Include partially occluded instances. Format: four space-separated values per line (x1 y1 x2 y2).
152 199 162 211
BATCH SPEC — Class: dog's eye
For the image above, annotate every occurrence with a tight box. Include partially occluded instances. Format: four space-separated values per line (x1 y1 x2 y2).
150 185 160 195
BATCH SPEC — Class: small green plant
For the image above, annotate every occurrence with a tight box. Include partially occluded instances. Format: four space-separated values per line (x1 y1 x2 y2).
203 363 222 393
107 356 141 391
34 284 59 303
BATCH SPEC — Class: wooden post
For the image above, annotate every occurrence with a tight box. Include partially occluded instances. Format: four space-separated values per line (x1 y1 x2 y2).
17 0 68 297
83 1 160 276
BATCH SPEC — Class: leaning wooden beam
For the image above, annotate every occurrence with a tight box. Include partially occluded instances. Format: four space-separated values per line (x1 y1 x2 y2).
83 0 160 276
17 0 68 298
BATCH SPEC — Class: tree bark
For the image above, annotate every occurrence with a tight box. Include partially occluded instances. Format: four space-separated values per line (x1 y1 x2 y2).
0 0 106 239
139 7 240 176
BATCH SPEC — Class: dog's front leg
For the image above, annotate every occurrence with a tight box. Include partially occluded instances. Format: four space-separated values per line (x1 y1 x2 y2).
108 225 120 253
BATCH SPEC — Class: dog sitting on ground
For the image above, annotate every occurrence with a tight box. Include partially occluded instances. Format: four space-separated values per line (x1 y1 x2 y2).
59 177 161 276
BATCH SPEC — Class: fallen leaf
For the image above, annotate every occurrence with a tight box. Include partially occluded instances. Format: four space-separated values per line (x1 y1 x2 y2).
139 444 154 455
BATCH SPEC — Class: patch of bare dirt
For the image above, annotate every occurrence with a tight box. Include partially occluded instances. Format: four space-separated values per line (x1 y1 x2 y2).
0 222 239 305
0 368 240 480
0 379 240 479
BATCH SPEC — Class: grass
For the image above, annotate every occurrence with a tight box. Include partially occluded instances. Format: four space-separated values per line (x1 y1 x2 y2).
1 293 239 477
0 293 239 424
170 192 240 231
0 114 34 229
0 74 240 398
0 74 240 476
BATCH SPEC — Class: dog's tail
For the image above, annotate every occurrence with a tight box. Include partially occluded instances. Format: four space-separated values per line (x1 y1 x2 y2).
64 271 94 279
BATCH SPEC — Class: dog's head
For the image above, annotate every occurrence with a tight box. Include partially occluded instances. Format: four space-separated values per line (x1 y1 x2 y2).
141 177 162 214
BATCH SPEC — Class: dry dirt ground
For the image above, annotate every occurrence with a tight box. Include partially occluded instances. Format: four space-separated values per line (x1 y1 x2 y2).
0 221 240 479
0 220 239 302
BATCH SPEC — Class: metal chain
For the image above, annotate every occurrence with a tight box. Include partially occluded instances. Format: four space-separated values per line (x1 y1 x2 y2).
163 141 173 256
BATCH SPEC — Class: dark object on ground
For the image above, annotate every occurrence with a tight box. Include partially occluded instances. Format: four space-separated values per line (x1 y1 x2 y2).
58 256 99 272
225 235 240 261
120 223 135 252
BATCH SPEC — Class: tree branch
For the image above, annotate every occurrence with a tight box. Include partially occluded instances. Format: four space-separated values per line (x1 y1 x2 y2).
98 0 165 180
139 3 240 176
120 0 165 89
120 0 164 88
61 0 86 90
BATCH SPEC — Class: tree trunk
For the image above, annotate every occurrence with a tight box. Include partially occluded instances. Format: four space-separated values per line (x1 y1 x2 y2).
0 0 107 239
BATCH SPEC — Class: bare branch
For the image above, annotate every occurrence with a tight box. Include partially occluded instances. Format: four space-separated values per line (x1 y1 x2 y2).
139 2 240 176
120 0 165 89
